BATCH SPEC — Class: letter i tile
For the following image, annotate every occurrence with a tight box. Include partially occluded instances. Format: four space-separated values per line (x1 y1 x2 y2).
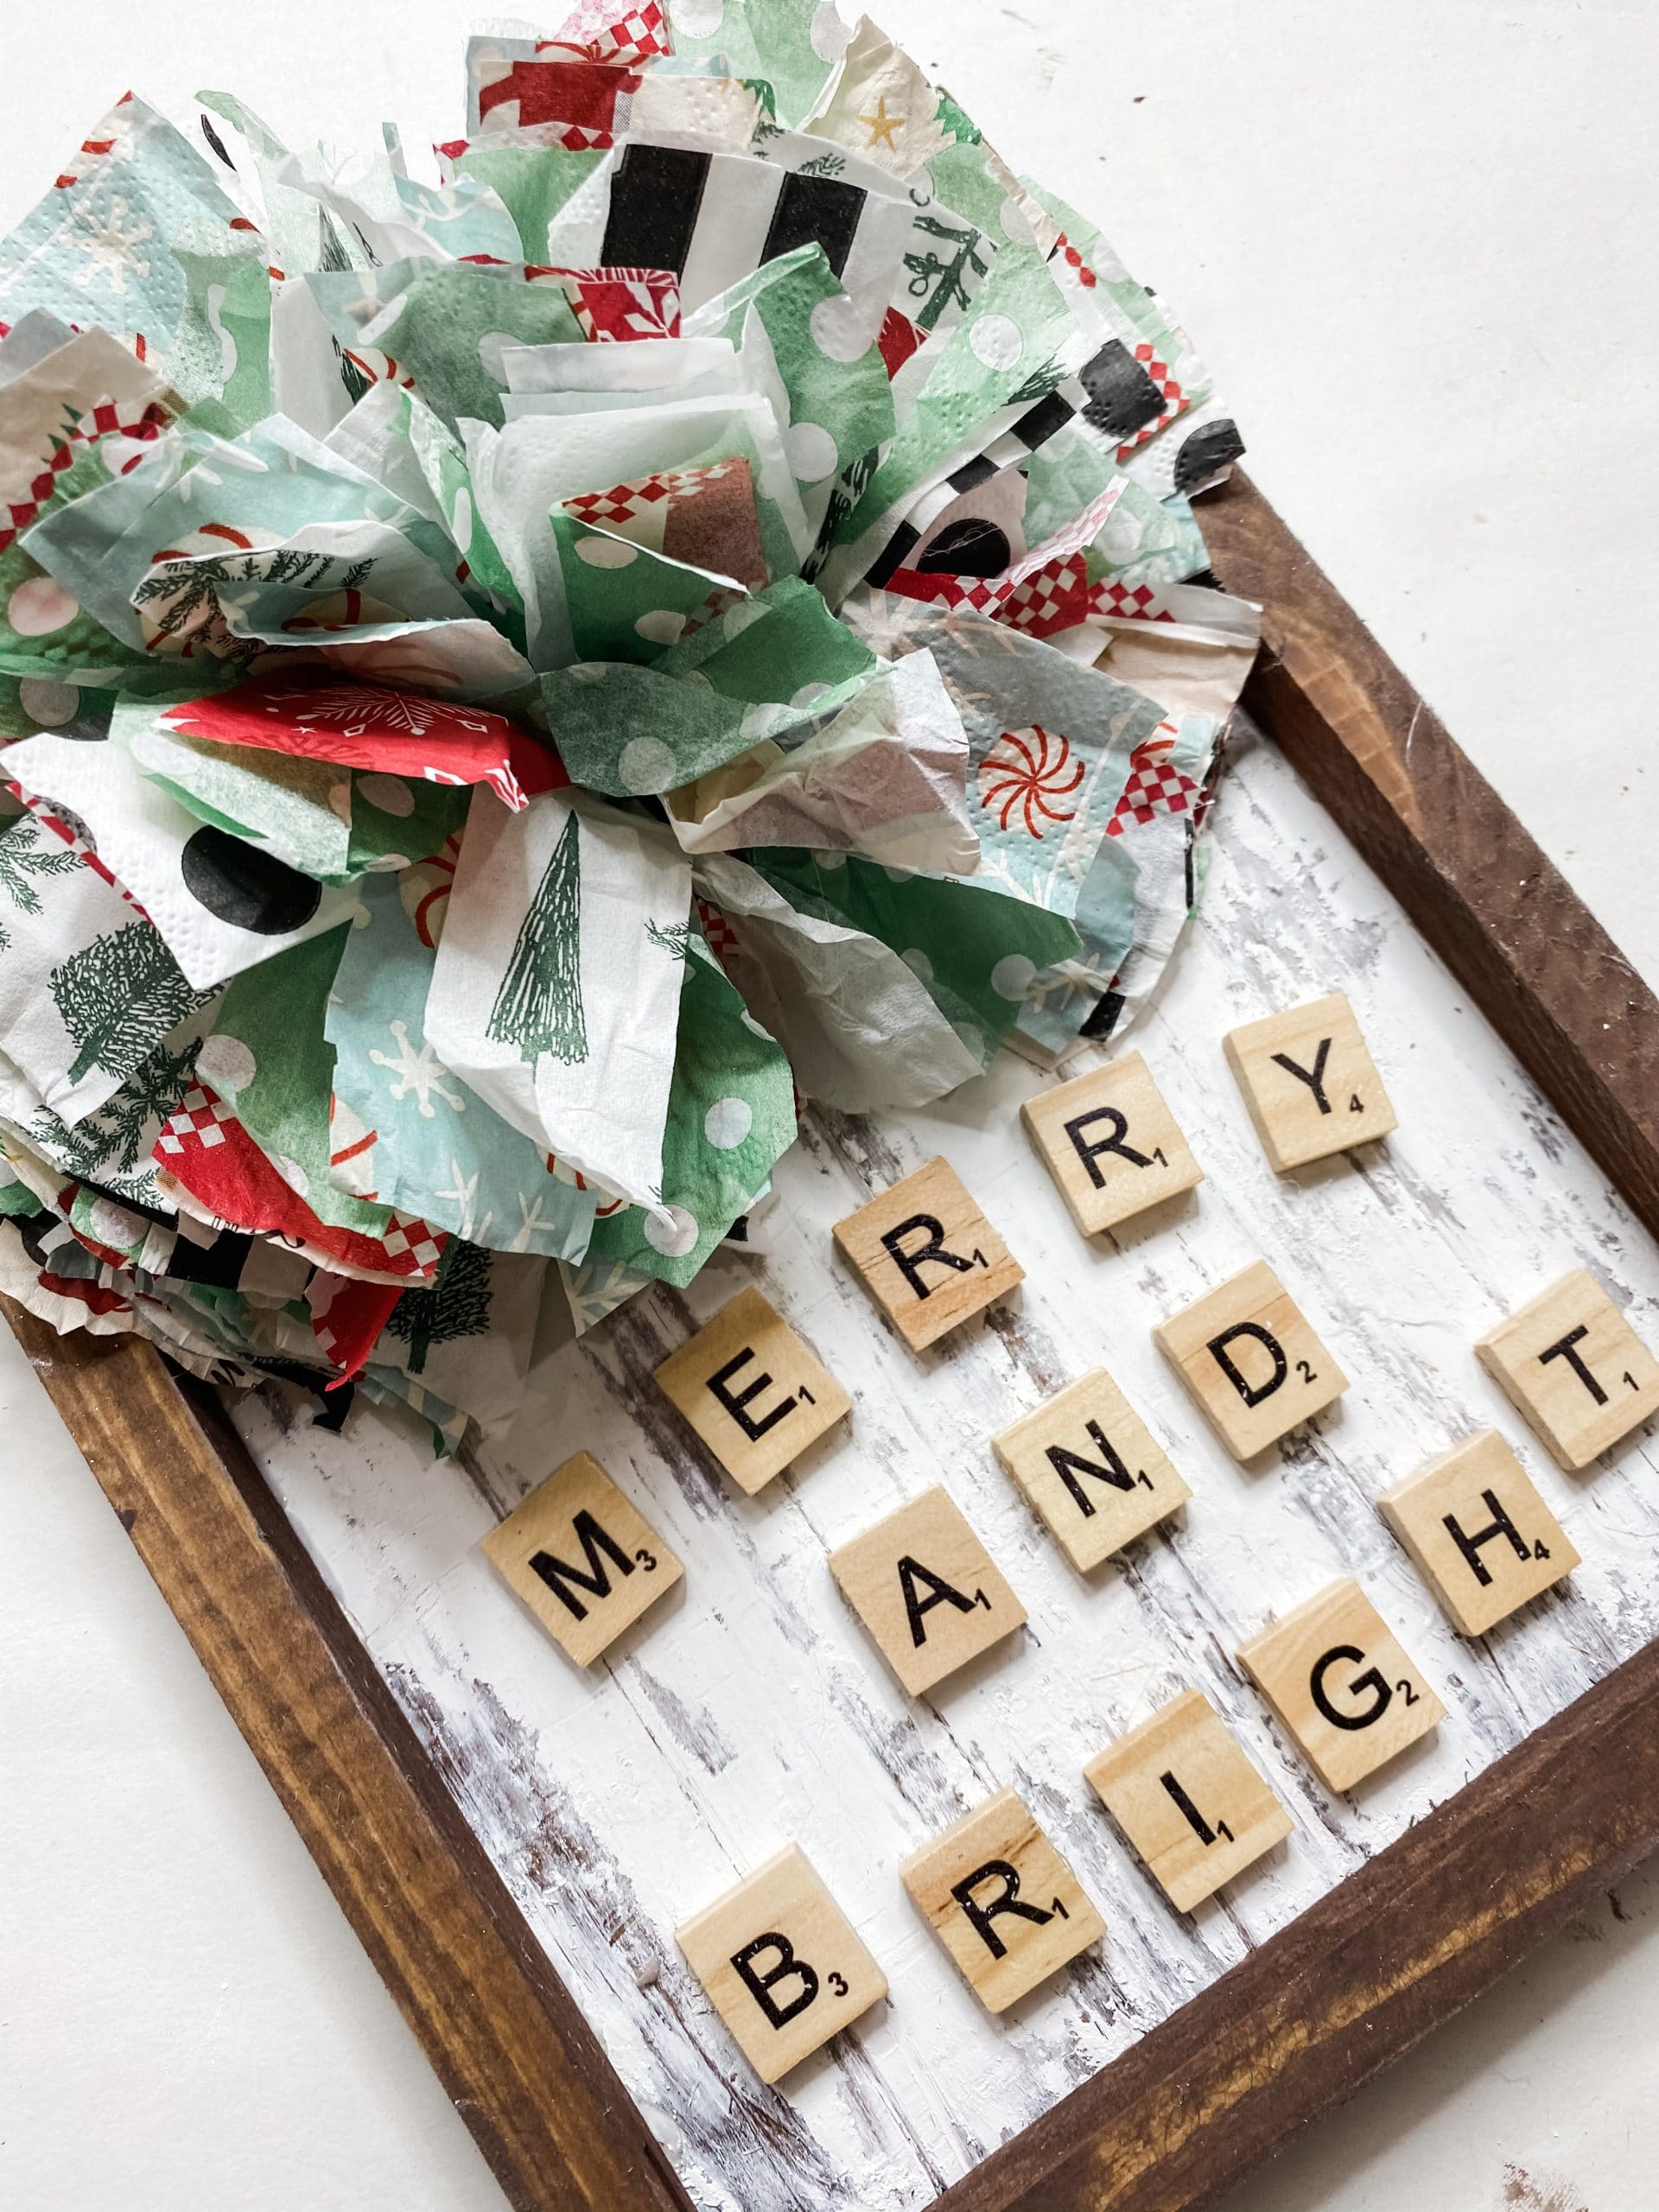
1154 1259 1347 1460
901 1786 1105 2012
676 1845 887 2083
833 1156 1024 1351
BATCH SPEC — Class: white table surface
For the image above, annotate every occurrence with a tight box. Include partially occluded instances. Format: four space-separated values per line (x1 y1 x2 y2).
2 5 1656 2207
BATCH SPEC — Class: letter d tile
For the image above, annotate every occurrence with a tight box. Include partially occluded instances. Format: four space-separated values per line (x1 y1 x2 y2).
1154 1259 1347 1460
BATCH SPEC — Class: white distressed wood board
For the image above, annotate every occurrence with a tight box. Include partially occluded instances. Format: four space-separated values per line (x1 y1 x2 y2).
234 725 1659 2211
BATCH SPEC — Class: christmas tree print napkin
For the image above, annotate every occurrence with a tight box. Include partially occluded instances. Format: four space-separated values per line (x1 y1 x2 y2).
0 0 1258 1448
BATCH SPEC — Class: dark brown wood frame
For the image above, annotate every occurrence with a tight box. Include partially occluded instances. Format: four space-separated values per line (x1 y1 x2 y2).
13 472 1659 2212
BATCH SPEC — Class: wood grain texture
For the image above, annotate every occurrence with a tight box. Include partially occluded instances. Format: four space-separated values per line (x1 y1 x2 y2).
936 1631 1659 2212
0 1300 690 2212
1203 470 1659 1246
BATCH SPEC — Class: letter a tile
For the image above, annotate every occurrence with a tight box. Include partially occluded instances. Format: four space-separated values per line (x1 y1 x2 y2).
1475 1268 1659 1471
654 1286 851 1494
833 1156 1024 1351
675 1845 887 2083
1380 1429 1580 1636
828 1485 1027 1696
1154 1260 1347 1460
1085 1689 1292 1911
1020 1051 1204 1236
901 1786 1104 2012
1223 991 1397 1172
993 1368 1190 1571
1236 1579 1445 1794
482 1451 683 1668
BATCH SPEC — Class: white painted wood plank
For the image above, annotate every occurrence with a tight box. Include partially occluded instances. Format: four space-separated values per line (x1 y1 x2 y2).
238 723 1659 2209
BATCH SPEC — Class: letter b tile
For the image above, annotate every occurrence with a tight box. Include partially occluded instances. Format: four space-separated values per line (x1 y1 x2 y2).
675 1845 887 2083
828 1485 1027 1696
1154 1259 1347 1459
833 1156 1024 1351
901 1786 1105 2012
482 1451 683 1668
1237 1579 1445 1793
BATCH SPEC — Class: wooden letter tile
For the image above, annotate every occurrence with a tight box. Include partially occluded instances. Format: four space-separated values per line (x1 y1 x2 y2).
1020 1051 1204 1236
832 1155 1023 1351
654 1286 851 1494
1154 1259 1347 1460
993 1368 1190 1572
1237 1579 1445 1793
482 1452 682 1669
1084 1689 1292 1911
675 1845 887 2083
1223 991 1397 1172
1380 1428 1580 1636
1475 1268 1659 1471
828 1485 1026 1697
901 1786 1104 2012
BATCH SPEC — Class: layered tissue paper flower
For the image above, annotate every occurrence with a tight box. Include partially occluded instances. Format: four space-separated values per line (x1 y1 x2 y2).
0 0 1262 1452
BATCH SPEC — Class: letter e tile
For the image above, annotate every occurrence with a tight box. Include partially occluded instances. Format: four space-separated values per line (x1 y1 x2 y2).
675 1846 887 2083
993 1368 1190 1571
1020 1051 1204 1236
828 1485 1026 1696
1380 1429 1579 1635
654 1286 851 1494
1154 1260 1346 1460
832 1156 1023 1351
1223 991 1397 1172
1237 1579 1444 1793
1084 1689 1291 1911
1475 1269 1659 1471
901 1787 1104 2012
482 1452 682 1668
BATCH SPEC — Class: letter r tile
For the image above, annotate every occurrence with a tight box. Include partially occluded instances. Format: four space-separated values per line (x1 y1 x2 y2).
675 1844 887 2083
833 1155 1024 1351
828 1485 1027 1697
482 1451 683 1668
1154 1259 1347 1460
1020 1050 1204 1236
901 1786 1105 2012
1236 1579 1445 1794
654 1286 851 1494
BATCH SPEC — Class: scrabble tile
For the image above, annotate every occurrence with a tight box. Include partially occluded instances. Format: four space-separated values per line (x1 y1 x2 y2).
992 1368 1191 1572
1223 992 1397 1173
1020 1051 1204 1236
1380 1429 1580 1636
828 1485 1026 1697
832 1155 1023 1351
675 1845 887 2083
654 1287 851 1495
1154 1260 1348 1460
1236 1579 1445 1793
1084 1689 1292 1911
901 1786 1104 2012
1475 1268 1659 1471
482 1452 682 1668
